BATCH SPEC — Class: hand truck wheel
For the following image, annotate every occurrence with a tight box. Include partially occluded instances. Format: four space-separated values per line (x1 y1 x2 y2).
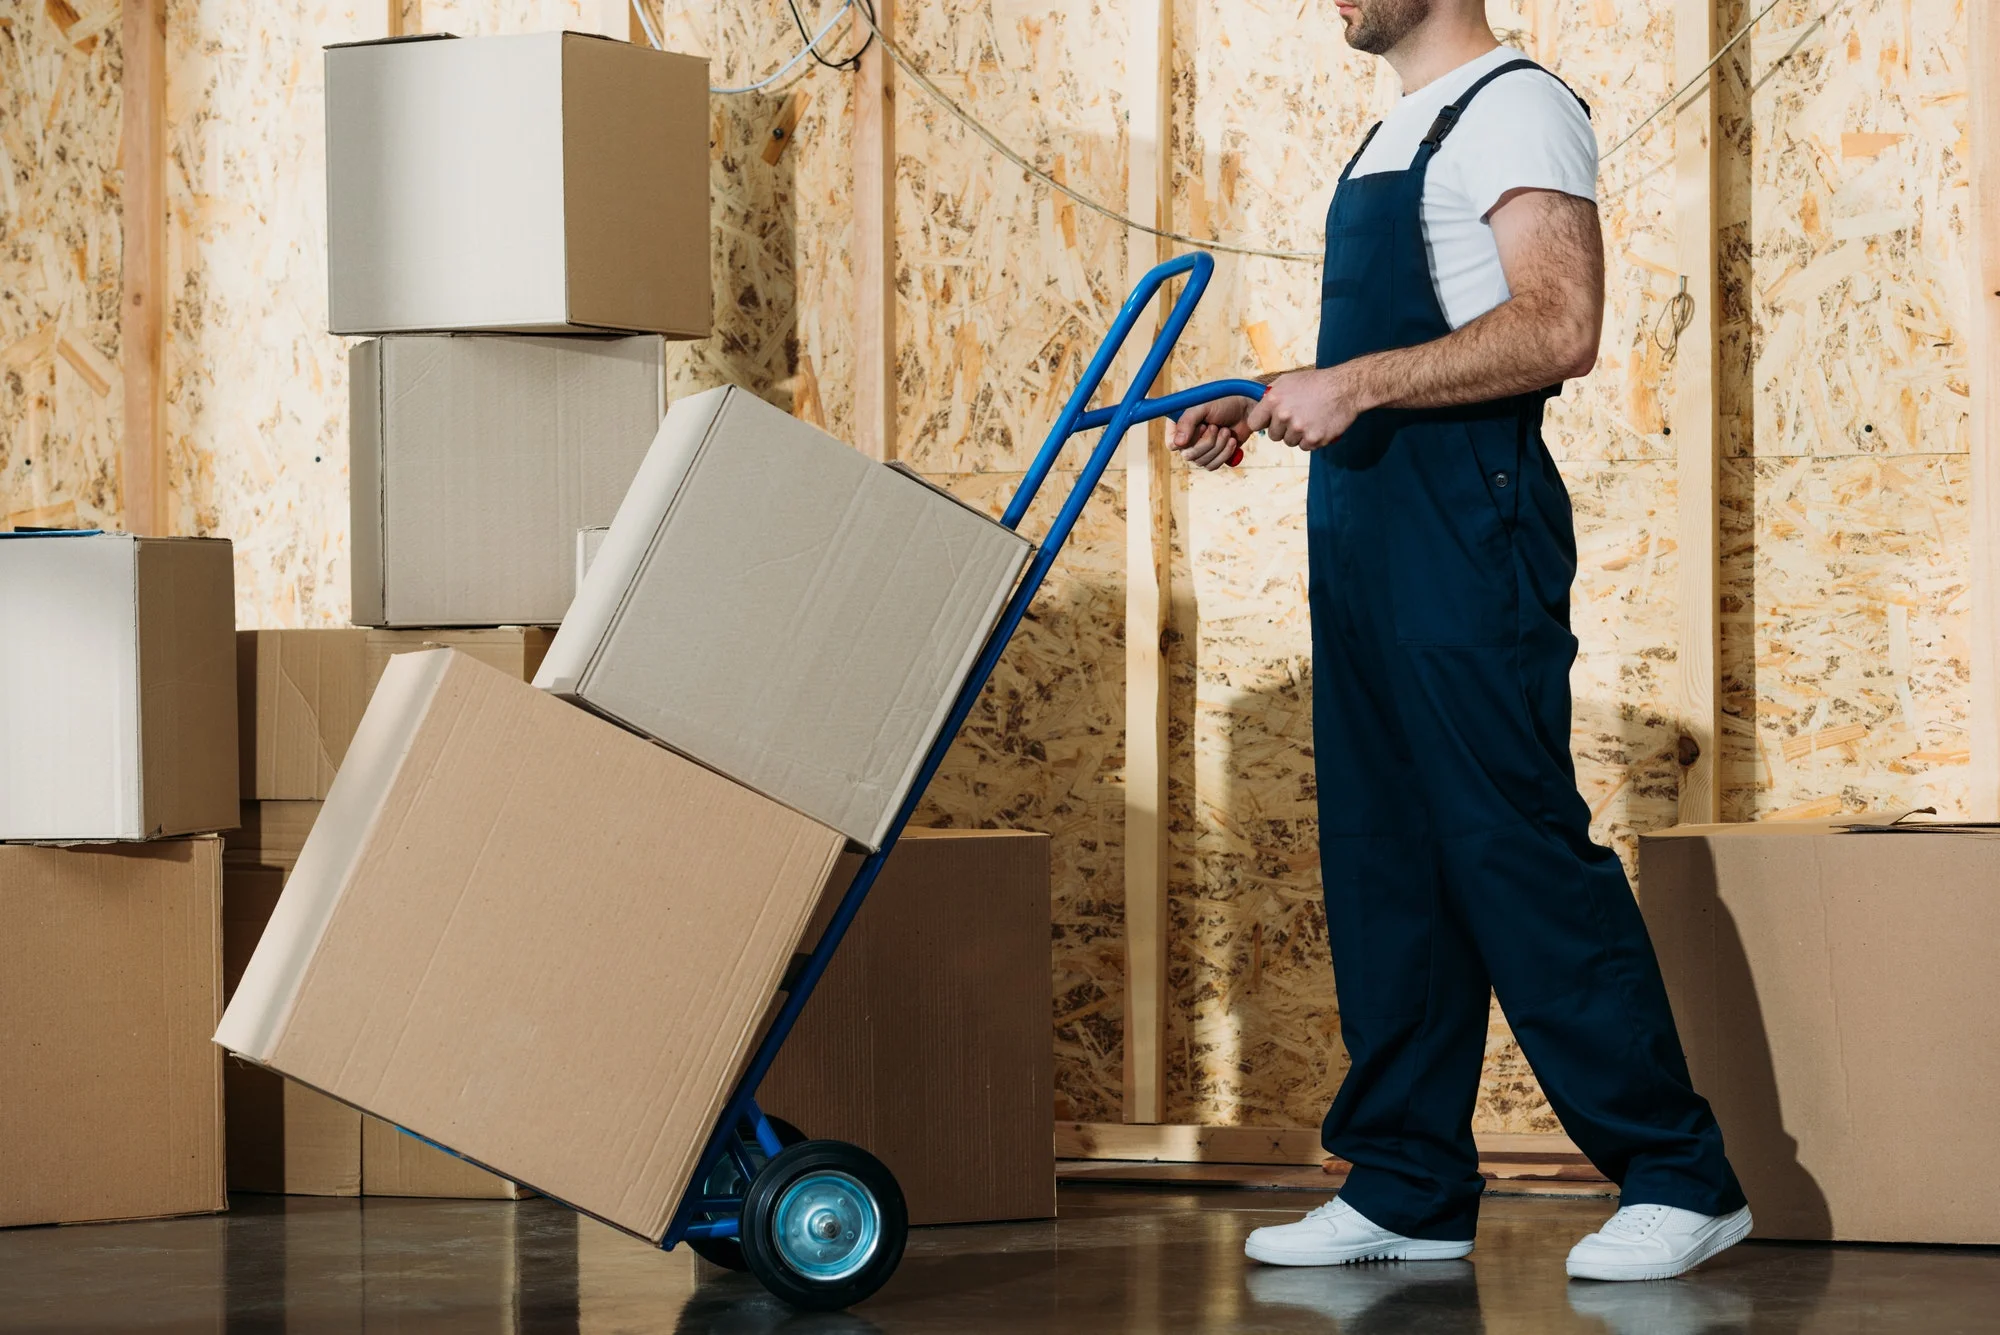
740 1140 907 1311
685 1115 806 1272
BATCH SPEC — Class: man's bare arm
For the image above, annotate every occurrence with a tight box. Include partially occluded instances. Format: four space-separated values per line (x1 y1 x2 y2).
1348 188 1603 410
1234 188 1605 454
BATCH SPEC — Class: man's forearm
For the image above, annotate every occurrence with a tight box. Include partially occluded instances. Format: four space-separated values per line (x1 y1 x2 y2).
1345 287 1591 415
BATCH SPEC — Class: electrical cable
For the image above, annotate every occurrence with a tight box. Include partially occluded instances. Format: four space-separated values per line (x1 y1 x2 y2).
1598 0 1790 162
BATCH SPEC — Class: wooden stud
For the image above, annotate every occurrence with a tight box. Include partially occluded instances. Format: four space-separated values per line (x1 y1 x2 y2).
852 0 895 461
118 0 168 536
1672 0 1723 825
1970 4 2000 820
1120 0 1172 1126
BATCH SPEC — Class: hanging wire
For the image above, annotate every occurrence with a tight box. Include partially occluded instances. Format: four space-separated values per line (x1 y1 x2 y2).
641 0 1840 263
1654 276 1697 368
788 0 872 69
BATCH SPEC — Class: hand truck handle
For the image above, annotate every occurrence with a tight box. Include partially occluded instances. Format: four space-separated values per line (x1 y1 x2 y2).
1001 252 1262 533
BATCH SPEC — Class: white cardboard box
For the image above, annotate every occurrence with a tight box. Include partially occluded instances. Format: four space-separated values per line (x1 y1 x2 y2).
325 31 711 337
0 534 238 841
350 334 665 628
535 386 1032 849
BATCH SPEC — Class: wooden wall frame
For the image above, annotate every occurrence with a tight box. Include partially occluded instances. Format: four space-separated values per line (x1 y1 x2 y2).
1673 0 1724 825
853 0 896 461
118 0 168 536
1121 0 1173 1125
1970 5 2000 820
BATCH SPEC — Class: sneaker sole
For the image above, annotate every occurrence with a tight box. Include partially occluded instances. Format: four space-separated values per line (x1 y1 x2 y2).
1245 1237 1475 1267
1564 1207 1754 1282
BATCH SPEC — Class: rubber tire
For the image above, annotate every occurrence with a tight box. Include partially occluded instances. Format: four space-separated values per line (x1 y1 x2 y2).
685 1116 805 1272
740 1141 907 1311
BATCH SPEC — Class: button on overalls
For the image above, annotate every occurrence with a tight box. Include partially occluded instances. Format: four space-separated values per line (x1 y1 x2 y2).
1308 58 1746 1240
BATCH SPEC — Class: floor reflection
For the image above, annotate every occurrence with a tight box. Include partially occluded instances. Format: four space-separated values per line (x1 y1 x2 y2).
0 1187 1993 1333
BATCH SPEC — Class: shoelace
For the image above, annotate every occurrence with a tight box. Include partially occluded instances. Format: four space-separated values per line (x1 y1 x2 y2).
1602 1203 1670 1239
1306 1199 1348 1222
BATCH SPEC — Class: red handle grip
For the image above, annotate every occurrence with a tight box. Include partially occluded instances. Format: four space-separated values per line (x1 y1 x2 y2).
1228 446 1245 467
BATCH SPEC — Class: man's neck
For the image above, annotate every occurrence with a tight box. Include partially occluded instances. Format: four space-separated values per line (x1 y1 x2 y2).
1382 19 1501 94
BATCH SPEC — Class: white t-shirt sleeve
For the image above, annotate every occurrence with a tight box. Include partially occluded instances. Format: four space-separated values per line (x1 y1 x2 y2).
1434 71 1599 219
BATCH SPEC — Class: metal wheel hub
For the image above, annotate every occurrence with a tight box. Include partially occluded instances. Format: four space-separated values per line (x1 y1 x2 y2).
773 1172 880 1281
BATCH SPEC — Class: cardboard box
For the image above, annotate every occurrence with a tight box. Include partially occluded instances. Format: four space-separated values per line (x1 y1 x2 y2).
537 387 1032 849
762 829 1054 1226
237 629 370 801
216 649 846 1241
1639 821 2000 1244
325 33 710 336
363 1116 529 1200
351 335 664 628
0 840 225 1227
364 628 556 690
0 533 238 841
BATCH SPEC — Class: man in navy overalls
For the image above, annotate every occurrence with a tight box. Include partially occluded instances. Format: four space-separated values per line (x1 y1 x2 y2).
1172 0 1750 1282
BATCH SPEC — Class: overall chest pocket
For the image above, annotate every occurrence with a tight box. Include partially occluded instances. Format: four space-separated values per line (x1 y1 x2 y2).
1318 220 1397 368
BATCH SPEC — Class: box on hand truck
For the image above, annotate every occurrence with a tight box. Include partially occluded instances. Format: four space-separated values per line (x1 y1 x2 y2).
215 253 1258 1310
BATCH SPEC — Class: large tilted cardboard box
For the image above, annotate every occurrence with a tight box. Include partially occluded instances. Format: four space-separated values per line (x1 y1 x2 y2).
0 840 225 1227
1640 820 2000 1244
0 533 238 841
325 32 710 337
537 386 1033 849
762 829 1054 1226
216 650 846 1240
351 335 664 628
238 629 370 801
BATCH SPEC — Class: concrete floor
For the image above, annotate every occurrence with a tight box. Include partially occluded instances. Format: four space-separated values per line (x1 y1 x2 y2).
1 1185 1996 1333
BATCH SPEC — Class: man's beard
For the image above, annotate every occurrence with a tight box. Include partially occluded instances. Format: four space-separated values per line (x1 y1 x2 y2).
1343 0 1434 54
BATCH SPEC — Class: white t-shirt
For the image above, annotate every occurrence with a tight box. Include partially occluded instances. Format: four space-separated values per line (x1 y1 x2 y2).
1348 46 1599 330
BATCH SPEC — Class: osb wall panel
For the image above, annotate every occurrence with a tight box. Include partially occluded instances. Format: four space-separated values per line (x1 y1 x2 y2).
647 1 857 438
1162 0 1680 1131
0 0 123 531
161 1 383 627
1719 0 1976 822
892 0 1134 475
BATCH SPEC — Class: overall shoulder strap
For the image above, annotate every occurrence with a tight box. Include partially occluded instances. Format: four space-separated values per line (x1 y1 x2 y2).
1337 121 1385 183
1420 56 1593 152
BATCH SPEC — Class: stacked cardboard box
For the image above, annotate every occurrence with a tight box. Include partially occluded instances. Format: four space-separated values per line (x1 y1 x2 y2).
216 28 1053 1240
0 533 238 1227
216 31 716 1203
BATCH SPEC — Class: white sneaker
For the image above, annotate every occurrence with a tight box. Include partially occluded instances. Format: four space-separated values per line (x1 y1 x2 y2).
1244 1197 1474 1267
1565 1203 1753 1281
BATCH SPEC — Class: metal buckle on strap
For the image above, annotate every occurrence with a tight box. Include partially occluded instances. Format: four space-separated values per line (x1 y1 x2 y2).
1421 105 1464 149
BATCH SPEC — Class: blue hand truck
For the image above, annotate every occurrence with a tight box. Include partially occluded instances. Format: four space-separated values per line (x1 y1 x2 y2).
663 251 1264 1310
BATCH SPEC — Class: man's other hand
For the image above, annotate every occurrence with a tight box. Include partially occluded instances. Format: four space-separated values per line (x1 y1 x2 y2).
1244 367 1372 451
1171 394 1255 471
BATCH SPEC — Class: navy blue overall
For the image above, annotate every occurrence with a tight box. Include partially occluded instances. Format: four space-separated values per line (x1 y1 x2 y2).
1309 59 1745 1240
